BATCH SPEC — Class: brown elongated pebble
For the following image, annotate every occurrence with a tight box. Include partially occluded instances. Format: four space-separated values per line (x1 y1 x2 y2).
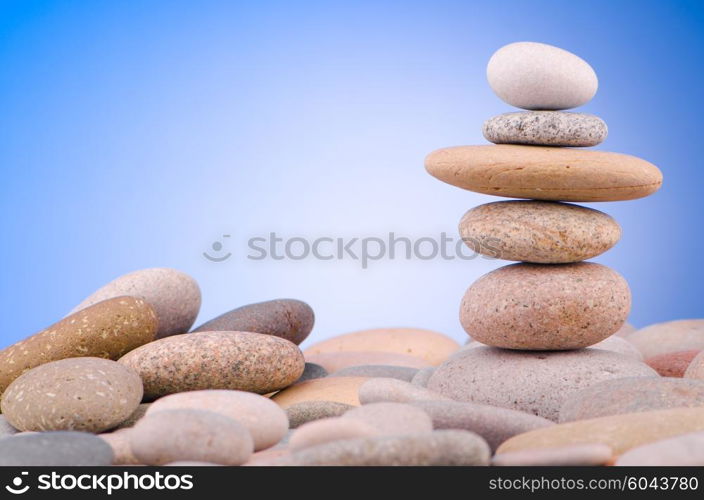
306 351 431 372
129 409 253 465
460 262 631 350
1 357 143 433
428 347 656 421
192 299 314 345
289 417 379 451
286 400 354 428
118 331 304 400
492 444 613 466
272 377 368 408
146 390 288 451
70 268 201 339
304 328 459 365
342 402 433 435
411 400 553 452
459 201 621 263
559 377 704 422
280 430 490 466
685 350 704 379
410 367 435 387
497 407 704 455
646 350 700 377
359 378 450 405
616 431 704 466
627 319 704 358
425 145 663 202
0 296 157 394
113 403 151 430
331 365 418 382
99 429 140 465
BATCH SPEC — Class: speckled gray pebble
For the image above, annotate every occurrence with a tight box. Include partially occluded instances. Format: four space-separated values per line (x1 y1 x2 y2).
0 431 114 466
411 367 435 387
297 363 328 383
286 400 355 429
331 365 418 382
483 111 607 147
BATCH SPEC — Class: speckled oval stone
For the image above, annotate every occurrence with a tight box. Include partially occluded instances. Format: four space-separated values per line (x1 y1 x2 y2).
331 365 418 382
559 377 704 422
286 400 354 429
281 430 490 466
146 390 288 451
646 350 700 377
460 262 631 350
118 331 304 400
493 443 613 466
359 377 450 405
289 417 379 451
627 319 704 358
193 299 314 345
616 431 704 466
685 350 704 379
2 357 143 433
70 268 201 339
0 431 114 466
428 347 656 421
304 328 459 365
272 377 369 408
129 409 253 465
425 145 663 202
483 111 607 147
306 351 431 372
487 41 598 110
459 201 621 263
0 297 156 394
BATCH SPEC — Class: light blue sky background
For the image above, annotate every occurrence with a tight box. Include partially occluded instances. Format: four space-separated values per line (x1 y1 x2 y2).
1 0 702 347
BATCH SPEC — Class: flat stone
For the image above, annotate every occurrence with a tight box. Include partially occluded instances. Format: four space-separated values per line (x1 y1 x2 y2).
289 417 379 451
559 377 704 422
616 431 704 466
118 331 304 400
280 430 490 466
113 403 151 430
459 201 620 263
359 378 450 405
487 41 598 110
626 319 704 358
99 429 139 465
685 351 704 379
192 299 314 345
411 400 553 452
410 367 435 387
483 111 607 146
342 402 433 435
460 262 631 350
129 409 253 465
498 407 704 455
296 363 328 383
286 400 354 429
331 365 418 382
303 327 459 365
70 268 200 339
646 350 700 377
272 377 369 408
1 357 143 433
425 145 663 202
146 390 288 451
0 297 157 395
428 347 656 421
0 431 114 466
493 444 613 466
306 351 431 372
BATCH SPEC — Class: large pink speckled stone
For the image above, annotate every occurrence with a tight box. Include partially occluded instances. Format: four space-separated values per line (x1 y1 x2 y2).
460 262 631 350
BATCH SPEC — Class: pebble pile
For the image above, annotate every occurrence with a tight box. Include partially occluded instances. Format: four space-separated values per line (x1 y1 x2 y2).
0 42 702 467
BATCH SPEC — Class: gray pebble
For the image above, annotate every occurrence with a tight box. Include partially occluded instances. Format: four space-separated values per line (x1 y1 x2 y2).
297 363 328 383
483 111 607 147
0 415 18 437
331 365 418 382
0 431 114 466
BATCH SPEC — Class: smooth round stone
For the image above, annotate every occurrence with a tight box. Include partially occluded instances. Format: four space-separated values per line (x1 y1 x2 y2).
0 415 18 437
425 145 663 202
118 331 304 400
129 409 253 465
483 111 607 147
359 378 450 405
296 363 328 383
589 336 642 360
411 400 553 452
2 357 143 433
559 377 704 422
281 430 490 466
627 319 704 358
99 429 139 465
0 296 157 394
146 390 288 451
685 350 704 379
646 350 700 377
460 262 630 350
410 367 435 387
487 41 598 110
0 431 114 466
70 268 200 339
192 299 314 345
272 377 369 408
498 407 704 455
331 365 418 382
343 402 433 435
286 400 354 429
303 328 459 365
616 431 704 466
289 417 379 452
428 347 656 421
459 201 620 263
615 322 637 337
493 444 613 466
306 351 431 372
113 403 151 430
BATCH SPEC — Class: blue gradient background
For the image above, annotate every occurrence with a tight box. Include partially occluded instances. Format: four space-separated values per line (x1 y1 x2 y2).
1 0 702 347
